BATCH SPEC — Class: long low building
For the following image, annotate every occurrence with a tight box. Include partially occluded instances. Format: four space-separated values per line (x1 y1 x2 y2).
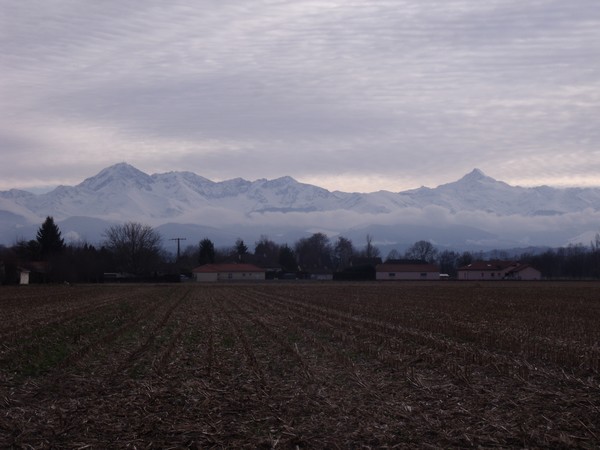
376 263 440 280
457 261 541 280
192 263 266 282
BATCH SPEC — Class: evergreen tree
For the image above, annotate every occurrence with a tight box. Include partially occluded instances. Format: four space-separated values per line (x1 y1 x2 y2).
198 238 215 265
235 238 248 262
36 216 65 258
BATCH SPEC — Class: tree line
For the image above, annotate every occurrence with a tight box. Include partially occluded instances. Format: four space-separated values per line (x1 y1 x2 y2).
1 217 599 284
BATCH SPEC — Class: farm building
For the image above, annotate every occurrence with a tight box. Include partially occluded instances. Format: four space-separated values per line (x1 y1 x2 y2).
505 264 542 280
376 263 440 280
19 269 30 285
192 263 266 282
457 261 541 280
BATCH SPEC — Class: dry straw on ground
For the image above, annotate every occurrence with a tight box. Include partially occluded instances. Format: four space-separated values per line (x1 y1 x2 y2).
0 281 599 448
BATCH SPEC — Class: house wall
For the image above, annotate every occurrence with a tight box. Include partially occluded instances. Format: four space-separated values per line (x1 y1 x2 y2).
311 274 334 281
458 268 542 280
458 270 508 280
216 272 265 281
19 271 30 285
194 272 218 282
195 271 265 282
510 267 541 280
376 271 440 281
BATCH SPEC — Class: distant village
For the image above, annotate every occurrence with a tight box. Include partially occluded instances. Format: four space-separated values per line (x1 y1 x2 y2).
2 217 600 285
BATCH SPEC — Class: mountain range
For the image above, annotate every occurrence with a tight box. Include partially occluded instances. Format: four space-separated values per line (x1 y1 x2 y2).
1 163 599 254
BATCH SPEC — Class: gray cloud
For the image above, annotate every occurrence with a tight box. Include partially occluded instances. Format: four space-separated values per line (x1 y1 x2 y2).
1 0 599 192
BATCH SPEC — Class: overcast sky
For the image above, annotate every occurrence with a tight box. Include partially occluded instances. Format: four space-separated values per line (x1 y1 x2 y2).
1 0 599 193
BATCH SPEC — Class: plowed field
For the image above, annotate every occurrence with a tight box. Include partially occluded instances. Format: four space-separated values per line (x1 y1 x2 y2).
1 282 599 448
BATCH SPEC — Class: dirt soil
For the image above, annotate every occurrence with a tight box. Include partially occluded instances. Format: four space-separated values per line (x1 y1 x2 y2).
1 281 599 448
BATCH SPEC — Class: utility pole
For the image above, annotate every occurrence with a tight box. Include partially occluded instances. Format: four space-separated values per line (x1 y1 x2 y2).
170 237 187 261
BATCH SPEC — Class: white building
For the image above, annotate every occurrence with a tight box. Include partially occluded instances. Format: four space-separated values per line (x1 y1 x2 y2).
376 263 440 281
457 261 541 280
192 263 266 282
19 269 30 285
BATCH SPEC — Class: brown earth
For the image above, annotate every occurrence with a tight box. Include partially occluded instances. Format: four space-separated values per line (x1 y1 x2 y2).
0 281 599 448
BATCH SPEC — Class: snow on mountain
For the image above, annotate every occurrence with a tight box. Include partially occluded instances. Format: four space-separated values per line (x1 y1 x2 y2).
1 163 599 249
390 169 583 215
0 189 42 224
79 162 154 191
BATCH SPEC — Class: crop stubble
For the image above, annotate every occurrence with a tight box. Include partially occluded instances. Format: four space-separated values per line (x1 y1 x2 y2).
0 282 599 448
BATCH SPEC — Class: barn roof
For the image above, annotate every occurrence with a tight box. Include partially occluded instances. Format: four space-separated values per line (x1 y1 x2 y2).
192 263 265 273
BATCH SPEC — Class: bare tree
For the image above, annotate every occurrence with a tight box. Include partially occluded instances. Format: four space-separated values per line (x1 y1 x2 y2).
438 250 460 276
364 234 381 259
278 244 297 272
385 249 400 261
456 251 473 268
254 235 280 267
333 236 355 271
104 222 162 275
592 233 600 253
404 240 438 263
295 233 332 272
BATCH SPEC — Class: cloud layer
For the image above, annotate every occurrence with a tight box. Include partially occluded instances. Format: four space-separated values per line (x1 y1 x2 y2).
1 0 599 192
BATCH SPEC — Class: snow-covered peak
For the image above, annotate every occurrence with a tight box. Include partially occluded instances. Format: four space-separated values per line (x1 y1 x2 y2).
213 178 253 196
456 168 496 184
152 170 211 183
78 163 153 191
436 168 512 195
0 188 35 199
469 168 486 177
265 176 298 186
2 163 600 250
151 170 213 190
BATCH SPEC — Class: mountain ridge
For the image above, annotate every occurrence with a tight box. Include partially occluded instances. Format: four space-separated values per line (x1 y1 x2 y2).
1 163 599 250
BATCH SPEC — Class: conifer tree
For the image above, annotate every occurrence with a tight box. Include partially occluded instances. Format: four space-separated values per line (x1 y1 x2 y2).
198 238 215 265
235 238 248 262
36 216 65 258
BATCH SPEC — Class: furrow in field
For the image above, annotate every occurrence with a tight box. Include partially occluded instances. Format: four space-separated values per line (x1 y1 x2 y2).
109 287 190 378
1 283 598 449
246 286 599 384
0 286 156 343
213 291 264 382
0 289 168 379
238 285 600 446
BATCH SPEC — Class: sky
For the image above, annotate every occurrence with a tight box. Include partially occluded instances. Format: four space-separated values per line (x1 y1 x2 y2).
1 0 599 194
